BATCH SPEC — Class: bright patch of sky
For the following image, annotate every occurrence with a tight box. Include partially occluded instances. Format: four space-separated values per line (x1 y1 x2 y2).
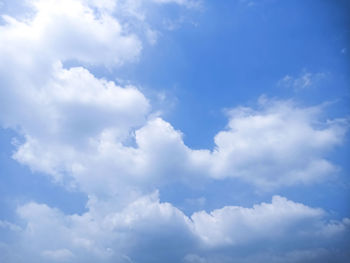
0 0 349 262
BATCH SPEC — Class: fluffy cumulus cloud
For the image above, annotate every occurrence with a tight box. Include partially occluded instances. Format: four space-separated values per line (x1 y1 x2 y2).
0 194 349 262
191 195 348 247
0 0 141 66
13 97 348 193
207 98 347 187
0 0 349 262
0 0 145 141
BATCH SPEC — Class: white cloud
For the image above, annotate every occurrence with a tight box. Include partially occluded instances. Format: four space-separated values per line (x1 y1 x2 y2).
0 0 142 66
4 194 348 262
191 195 325 247
0 0 147 154
12 98 348 195
206 98 348 187
10 65 150 187
12 192 195 262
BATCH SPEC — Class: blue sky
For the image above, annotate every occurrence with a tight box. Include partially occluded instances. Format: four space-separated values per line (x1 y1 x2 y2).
0 0 349 262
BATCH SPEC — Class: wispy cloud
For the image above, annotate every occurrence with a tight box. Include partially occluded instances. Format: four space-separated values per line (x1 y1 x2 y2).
278 71 328 91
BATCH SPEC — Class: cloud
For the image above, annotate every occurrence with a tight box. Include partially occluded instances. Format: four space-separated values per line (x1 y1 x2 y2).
0 0 142 66
206 97 347 187
192 195 325 247
0 0 147 154
12 97 348 195
278 71 327 91
10 192 195 262
9 65 150 188
2 194 347 263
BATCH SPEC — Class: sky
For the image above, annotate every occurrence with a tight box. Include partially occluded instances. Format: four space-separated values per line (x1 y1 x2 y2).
0 0 349 262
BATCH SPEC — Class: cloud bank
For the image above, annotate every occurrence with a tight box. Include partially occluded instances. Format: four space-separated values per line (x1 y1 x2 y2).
1 193 349 263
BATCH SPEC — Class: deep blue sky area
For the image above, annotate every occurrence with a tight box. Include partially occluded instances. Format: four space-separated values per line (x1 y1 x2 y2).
109 0 350 148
